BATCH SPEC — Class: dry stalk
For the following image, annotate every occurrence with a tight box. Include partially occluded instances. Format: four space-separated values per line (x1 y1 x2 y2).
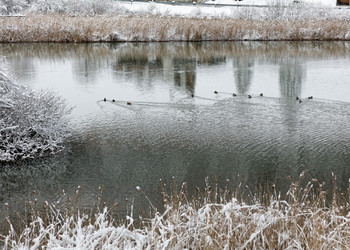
1 15 350 42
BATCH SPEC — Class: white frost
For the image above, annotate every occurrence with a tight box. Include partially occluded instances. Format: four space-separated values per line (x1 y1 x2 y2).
2 194 350 248
0 69 70 162
0 0 344 17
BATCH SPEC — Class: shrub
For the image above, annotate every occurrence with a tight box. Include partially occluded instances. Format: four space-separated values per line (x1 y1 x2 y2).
0 70 70 162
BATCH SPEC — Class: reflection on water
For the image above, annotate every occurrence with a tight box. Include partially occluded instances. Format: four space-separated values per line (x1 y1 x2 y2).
233 56 254 94
173 58 196 95
279 57 305 98
0 41 350 232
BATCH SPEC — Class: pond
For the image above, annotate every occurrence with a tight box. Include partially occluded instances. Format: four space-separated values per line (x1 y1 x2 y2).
1 41 350 232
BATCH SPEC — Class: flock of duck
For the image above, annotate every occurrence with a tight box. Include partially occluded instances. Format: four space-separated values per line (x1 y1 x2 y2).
103 97 132 105
296 96 313 103
214 91 313 103
102 92 313 105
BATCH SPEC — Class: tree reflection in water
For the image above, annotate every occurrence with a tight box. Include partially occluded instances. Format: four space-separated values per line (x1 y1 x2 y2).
1 41 350 234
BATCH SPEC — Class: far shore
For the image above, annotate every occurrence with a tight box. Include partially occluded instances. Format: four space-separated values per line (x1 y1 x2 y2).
0 14 349 42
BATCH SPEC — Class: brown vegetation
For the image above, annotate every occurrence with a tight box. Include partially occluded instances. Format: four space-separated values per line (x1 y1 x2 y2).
2 174 350 248
0 15 349 42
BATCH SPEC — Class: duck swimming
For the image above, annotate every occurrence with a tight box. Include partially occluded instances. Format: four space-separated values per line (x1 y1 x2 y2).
112 99 115 102
260 93 263 97
214 91 218 94
248 95 252 99
127 102 132 105
104 98 106 102
232 93 237 96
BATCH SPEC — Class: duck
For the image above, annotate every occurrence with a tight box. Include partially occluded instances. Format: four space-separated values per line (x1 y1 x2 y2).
308 96 313 99
104 98 107 102
296 96 299 101
112 99 115 102
214 91 218 94
260 93 263 97
248 95 252 99
191 94 194 98
232 93 237 97
127 102 132 105
299 99 302 103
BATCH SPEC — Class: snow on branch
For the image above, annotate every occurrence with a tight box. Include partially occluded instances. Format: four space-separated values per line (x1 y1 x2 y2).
0 71 70 162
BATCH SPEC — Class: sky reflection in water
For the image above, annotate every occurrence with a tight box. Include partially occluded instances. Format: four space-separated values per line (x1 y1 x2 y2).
0 41 350 230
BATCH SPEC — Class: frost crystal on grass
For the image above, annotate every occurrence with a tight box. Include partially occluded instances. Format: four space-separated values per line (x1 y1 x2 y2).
2 177 350 249
0 71 70 162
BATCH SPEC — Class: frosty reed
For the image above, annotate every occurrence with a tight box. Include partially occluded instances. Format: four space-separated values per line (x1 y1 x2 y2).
0 14 349 42
2 173 350 249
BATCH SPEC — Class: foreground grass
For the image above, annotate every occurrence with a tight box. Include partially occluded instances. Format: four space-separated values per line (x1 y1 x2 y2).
1 174 350 249
1 14 350 42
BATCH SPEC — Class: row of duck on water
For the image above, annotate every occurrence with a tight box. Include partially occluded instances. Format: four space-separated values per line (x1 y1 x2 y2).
102 92 313 105
104 97 132 105
296 96 313 103
213 91 313 103
213 91 263 98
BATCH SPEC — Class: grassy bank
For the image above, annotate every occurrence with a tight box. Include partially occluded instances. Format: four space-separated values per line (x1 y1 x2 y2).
0 14 350 42
2 174 350 248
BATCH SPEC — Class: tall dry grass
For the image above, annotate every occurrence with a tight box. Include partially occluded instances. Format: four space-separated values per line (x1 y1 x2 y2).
2 173 350 249
0 14 350 42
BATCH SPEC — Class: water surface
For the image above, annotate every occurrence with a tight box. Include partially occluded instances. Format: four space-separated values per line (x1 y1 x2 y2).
1 41 350 231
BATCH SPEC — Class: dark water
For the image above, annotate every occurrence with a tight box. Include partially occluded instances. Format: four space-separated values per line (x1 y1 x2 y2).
1 42 350 231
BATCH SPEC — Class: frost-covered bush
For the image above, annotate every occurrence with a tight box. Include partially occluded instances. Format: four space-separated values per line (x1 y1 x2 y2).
28 0 117 15
263 1 336 21
0 0 30 15
89 0 115 15
31 0 67 14
0 71 69 162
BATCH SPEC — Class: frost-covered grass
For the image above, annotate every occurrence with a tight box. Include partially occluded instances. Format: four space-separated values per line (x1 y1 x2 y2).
2 174 350 249
1 0 350 41
0 70 70 162
1 14 350 42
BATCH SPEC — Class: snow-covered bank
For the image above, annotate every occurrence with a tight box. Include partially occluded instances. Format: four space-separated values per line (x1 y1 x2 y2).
205 0 337 7
2 176 350 248
0 0 342 16
0 69 69 162
116 0 339 18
